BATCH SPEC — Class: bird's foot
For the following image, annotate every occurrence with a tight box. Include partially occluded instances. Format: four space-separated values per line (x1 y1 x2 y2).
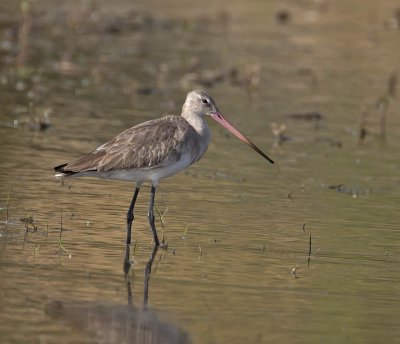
123 260 131 276
123 258 137 276
159 241 168 249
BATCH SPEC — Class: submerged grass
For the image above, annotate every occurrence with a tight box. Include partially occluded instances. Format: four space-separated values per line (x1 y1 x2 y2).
182 225 189 240
155 206 168 245
56 211 70 257
291 232 320 279
0 201 72 260
0 194 11 227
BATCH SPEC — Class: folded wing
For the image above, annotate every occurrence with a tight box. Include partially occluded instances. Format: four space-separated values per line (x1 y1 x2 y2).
55 116 200 176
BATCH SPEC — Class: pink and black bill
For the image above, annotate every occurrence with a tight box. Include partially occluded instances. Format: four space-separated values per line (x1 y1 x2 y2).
210 111 274 164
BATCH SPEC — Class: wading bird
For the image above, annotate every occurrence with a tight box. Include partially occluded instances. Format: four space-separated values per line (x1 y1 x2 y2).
54 90 274 272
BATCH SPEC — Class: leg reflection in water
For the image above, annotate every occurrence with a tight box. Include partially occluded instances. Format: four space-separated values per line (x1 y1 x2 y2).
126 245 160 308
47 245 191 344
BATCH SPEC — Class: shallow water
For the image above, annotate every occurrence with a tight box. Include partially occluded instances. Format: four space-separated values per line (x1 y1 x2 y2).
1 0 400 343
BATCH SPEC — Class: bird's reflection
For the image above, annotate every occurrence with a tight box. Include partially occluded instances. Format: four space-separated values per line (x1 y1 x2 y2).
46 246 191 344
126 244 160 308
143 244 159 307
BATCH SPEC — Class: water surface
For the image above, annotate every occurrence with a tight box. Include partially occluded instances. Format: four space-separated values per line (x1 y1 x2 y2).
1 0 400 343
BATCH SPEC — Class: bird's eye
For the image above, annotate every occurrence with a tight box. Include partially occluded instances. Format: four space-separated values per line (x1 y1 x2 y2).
201 98 209 104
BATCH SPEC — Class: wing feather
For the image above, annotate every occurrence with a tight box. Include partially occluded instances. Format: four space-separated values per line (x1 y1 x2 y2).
56 115 201 174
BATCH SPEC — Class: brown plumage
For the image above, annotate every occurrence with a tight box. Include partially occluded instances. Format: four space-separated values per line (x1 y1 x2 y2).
54 90 273 273
54 115 201 175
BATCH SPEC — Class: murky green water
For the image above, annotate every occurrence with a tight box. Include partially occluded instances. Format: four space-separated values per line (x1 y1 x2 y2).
1 0 400 343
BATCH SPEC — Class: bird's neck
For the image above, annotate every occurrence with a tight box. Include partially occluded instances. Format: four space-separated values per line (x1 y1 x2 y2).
181 112 211 159
181 112 210 139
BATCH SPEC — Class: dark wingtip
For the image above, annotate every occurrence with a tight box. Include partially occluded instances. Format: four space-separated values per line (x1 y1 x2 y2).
54 163 67 172
54 163 76 177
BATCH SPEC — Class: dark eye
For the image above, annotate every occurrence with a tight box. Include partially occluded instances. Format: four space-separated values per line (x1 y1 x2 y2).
201 98 209 104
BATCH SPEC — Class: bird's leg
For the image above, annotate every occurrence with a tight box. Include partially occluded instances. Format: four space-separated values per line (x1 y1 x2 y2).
123 186 140 275
148 185 160 246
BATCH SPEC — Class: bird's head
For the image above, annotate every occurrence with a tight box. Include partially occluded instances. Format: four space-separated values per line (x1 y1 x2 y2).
182 89 274 164
182 89 220 117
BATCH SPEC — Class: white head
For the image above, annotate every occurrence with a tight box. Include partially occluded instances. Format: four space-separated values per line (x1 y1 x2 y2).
181 90 274 164
181 90 220 118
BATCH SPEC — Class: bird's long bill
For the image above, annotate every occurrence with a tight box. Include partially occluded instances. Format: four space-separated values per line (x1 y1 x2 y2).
210 112 274 164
